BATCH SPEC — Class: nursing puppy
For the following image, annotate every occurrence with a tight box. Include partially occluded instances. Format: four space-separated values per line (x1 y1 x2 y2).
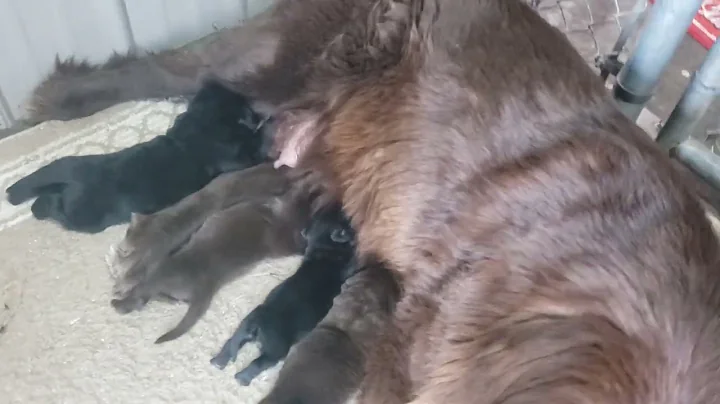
5 80 268 233
259 262 399 404
109 162 292 293
261 0 720 403
110 164 310 343
210 204 356 385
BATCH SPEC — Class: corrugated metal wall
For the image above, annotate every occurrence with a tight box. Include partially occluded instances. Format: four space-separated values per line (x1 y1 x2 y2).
0 0 269 129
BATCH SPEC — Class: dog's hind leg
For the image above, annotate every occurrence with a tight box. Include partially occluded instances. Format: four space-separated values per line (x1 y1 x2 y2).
110 260 173 314
30 193 63 220
210 308 262 369
110 284 151 314
234 353 281 386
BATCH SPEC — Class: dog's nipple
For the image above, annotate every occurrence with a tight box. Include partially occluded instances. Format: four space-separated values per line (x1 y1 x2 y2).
274 148 299 169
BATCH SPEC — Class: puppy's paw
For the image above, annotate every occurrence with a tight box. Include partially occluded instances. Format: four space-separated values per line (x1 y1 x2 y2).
209 340 240 370
209 354 230 370
234 370 256 387
110 295 148 314
210 344 241 370
111 277 137 299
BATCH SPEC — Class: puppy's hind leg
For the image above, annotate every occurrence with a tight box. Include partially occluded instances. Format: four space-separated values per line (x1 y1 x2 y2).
234 353 281 386
30 193 63 220
110 285 151 314
110 263 167 314
210 308 262 369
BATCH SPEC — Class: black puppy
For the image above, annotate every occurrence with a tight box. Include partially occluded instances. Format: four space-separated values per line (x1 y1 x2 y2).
5 80 270 233
210 204 356 386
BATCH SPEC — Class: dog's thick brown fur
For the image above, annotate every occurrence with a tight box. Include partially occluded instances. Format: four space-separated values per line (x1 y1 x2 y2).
234 0 720 403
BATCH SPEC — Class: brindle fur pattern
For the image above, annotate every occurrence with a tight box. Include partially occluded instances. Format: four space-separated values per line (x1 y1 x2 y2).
239 0 720 403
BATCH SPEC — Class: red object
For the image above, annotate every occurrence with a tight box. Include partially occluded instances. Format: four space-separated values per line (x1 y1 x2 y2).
648 0 718 50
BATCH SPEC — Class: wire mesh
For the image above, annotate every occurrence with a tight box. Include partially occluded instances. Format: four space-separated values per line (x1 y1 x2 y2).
534 0 648 70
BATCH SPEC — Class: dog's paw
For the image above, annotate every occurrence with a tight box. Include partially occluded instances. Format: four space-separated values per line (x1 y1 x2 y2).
210 342 242 370
110 294 148 314
209 353 231 370
111 277 136 299
234 370 256 386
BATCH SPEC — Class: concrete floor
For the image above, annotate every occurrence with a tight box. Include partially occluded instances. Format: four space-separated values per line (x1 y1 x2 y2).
648 35 720 141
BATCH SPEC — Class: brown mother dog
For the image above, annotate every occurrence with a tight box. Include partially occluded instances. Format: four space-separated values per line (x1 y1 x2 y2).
259 0 720 403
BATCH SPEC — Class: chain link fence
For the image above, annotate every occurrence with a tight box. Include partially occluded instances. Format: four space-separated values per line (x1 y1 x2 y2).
534 0 647 70
533 1 720 185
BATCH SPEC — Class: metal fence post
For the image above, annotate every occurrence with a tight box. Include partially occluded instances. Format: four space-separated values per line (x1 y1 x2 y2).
597 0 649 82
612 0 703 121
656 39 720 151
671 138 720 189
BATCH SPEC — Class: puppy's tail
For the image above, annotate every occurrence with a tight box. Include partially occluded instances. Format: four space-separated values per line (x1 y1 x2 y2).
155 285 214 344
5 156 80 205
24 51 204 125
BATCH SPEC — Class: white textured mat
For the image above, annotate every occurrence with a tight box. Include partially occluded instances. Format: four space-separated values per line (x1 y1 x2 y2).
0 101 301 404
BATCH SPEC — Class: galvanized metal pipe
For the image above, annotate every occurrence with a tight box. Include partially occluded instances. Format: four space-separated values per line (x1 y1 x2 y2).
671 138 720 190
612 0 703 121
599 0 649 82
656 39 720 150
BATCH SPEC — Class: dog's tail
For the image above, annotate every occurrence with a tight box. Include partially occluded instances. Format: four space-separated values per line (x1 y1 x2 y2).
154 283 214 344
24 51 204 125
5 156 81 205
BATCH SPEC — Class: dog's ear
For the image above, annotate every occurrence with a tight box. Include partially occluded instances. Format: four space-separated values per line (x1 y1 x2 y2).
318 0 416 78
367 0 414 55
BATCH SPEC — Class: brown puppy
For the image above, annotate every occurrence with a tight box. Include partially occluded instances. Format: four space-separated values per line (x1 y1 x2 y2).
259 262 399 404
257 0 720 403
110 163 310 343
110 162 293 293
